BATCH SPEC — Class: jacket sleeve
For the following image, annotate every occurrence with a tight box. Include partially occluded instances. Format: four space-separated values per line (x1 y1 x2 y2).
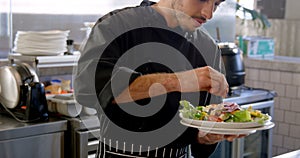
74 18 141 110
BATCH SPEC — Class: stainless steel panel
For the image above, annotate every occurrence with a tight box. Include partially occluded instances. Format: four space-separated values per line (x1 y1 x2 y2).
67 116 100 158
0 132 64 158
8 53 79 77
232 138 244 158
75 128 100 158
0 115 67 140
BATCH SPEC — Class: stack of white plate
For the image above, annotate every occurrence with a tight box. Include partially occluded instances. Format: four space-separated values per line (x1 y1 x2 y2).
13 30 70 56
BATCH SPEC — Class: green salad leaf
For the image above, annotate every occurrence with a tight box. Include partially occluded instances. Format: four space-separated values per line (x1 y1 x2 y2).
232 110 252 122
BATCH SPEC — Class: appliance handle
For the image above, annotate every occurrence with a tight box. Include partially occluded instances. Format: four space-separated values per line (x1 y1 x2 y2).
25 83 32 117
241 100 274 110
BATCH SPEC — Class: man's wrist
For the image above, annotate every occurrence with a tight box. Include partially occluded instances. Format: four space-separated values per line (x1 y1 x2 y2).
162 73 180 92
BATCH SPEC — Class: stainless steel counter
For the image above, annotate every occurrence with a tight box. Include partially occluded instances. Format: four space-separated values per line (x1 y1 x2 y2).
0 114 68 158
224 87 276 105
68 115 99 130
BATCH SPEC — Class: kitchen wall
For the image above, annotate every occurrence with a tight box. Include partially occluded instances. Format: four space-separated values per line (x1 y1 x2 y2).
244 57 300 156
238 1 300 156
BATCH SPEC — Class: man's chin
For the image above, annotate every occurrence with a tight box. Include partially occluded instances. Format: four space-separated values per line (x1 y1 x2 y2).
180 25 197 32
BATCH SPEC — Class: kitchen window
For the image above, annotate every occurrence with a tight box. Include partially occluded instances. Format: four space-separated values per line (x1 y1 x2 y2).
236 0 255 20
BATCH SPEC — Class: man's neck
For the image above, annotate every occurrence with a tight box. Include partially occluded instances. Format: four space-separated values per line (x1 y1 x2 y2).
151 1 179 28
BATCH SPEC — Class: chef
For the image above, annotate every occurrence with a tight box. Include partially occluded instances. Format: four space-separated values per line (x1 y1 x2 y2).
74 0 244 157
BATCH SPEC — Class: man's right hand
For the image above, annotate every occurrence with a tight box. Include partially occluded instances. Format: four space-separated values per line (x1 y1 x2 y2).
177 66 229 97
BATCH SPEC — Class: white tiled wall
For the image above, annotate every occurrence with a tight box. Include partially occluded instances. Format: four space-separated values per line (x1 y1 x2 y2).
244 57 300 156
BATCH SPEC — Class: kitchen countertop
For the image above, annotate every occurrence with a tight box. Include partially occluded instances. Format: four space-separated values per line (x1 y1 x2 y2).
273 149 300 158
67 115 99 130
0 114 67 140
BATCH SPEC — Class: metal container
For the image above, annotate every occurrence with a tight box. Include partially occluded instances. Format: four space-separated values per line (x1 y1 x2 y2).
218 42 245 87
0 63 38 109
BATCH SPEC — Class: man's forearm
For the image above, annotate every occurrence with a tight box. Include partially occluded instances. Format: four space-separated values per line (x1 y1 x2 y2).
114 73 179 103
113 66 228 104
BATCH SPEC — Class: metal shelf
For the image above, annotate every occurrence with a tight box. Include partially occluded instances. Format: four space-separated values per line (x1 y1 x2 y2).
8 53 79 75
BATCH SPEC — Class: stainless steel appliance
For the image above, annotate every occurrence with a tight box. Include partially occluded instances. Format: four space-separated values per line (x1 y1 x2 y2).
0 63 48 122
210 86 276 158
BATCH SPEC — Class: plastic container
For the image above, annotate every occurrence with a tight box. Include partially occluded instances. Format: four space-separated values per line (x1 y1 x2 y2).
47 95 82 117
242 36 275 57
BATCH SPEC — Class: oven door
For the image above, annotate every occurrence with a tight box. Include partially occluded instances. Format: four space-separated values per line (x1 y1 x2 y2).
210 100 274 158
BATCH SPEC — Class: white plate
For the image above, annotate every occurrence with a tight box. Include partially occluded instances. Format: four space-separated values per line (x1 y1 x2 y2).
15 52 63 56
15 37 68 44
16 30 70 36
179 113 271 129
180 120 275 135
13 48 66 56
14 45 66 51
15 38 67 46
180 120 256 135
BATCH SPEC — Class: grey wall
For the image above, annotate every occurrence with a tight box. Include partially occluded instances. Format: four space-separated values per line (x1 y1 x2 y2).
285 0 300 20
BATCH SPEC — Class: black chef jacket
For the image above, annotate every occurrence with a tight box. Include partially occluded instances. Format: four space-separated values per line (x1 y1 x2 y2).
74 2 224 158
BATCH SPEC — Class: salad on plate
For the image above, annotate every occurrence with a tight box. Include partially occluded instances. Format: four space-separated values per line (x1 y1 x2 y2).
179 100 270 125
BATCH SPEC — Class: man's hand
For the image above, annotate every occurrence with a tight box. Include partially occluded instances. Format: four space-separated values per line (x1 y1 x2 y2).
177 66 229 97
197 130 248 145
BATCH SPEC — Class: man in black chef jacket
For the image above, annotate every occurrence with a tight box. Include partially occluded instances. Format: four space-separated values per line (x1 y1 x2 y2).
74 0 243 157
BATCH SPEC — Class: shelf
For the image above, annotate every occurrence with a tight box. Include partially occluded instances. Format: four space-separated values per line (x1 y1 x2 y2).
8 53 80 75
9 53 79 67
